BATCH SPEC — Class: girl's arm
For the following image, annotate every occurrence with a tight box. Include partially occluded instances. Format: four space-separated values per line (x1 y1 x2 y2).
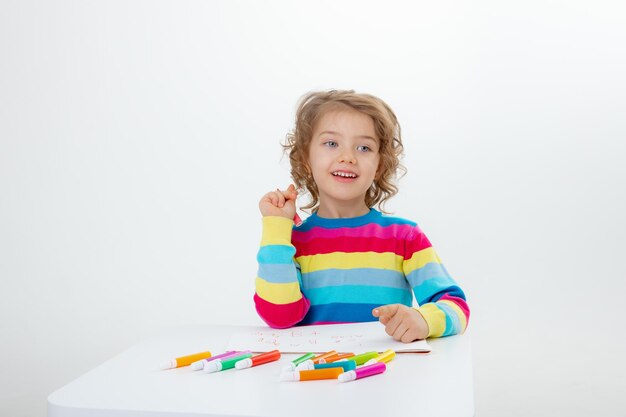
254 216 310 328
254 185 310 328
403 225 470 338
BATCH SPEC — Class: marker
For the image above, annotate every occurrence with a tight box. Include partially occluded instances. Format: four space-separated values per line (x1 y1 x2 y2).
338 362 387 382
235 350 281 369
313 350 338 364
294 212 303 227
364 349 396 366
283 353 316 371
204 353 253 373
340 351 378 366
160 351 212 370
320 352 354 363
296 350 338 370
295 360 357 372
190 351 241 371
280 367 343 381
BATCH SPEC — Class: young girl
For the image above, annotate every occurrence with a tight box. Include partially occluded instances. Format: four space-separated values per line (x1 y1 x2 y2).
255 90 469 342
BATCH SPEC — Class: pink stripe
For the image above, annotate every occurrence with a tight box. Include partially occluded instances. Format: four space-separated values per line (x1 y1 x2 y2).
440 294 470 322
254 293 310 329
292 223 416 243
295 236 424 258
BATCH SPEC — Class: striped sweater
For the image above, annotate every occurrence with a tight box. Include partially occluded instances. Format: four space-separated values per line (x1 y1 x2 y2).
254 209 470 338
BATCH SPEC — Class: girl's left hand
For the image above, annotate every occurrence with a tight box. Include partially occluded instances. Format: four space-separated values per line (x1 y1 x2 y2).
372 304 429 342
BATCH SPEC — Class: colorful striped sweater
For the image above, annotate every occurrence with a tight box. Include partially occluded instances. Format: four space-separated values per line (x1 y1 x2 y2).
254 209 470 338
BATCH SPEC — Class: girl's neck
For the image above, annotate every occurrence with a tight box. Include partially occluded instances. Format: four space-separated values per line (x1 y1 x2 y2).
315 202 370 219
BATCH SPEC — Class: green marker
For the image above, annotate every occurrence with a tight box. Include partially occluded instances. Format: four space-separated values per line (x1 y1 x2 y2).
204 353 252 373
284 353 316 371
345 351 378 366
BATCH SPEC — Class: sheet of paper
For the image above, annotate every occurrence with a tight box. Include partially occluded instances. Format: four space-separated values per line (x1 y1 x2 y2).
226 322 430 353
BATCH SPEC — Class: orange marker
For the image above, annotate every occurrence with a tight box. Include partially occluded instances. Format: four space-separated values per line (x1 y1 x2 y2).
235 350 281 369
321 352 355 363
312 350 338 364
280 367 343 381
160 351 212 369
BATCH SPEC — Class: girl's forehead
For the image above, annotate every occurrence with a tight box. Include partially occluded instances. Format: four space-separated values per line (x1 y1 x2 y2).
313 108 376 136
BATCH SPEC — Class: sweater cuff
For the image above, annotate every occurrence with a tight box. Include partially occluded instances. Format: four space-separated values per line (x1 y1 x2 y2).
261 216 294 246
415 304 445 338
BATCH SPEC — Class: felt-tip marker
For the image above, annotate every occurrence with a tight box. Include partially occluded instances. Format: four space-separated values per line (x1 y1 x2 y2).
338 362 387 382
364 349 396 366
190 351 238 371
283 353 316 371
280 367 343 381
235 350 281 369
160 351 212 370
204 353 253 373
295 359 357 372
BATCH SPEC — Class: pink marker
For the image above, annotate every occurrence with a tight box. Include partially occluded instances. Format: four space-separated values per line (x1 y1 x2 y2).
338 362 386 382
190 351 239 371
293 213 303 227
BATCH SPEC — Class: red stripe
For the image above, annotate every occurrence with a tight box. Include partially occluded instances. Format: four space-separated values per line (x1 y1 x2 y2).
254 293 310 329
440 294 470 322
294 235 432 259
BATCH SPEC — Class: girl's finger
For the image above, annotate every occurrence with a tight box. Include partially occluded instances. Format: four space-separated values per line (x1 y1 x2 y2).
275 188 286 208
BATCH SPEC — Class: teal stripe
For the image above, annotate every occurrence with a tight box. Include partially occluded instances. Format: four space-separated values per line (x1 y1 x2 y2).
257 245 295 264
257 263 299 284
437 302 460 336
405 262 452 288
413 276 459 305
304 285 413 306
301 268 409 290
297 209 416 231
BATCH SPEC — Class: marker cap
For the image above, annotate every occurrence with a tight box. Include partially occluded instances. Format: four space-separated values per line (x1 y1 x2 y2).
235 358 253 369
160 359 177 370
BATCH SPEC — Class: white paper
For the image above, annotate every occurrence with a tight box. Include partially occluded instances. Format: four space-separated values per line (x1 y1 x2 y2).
226 322 430 353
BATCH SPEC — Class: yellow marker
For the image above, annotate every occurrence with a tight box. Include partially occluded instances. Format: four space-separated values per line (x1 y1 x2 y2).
160 351 212 369
364 349 396 366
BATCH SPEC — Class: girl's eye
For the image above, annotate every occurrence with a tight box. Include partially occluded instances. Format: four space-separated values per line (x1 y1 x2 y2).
357 145 371 152
324 140 338 148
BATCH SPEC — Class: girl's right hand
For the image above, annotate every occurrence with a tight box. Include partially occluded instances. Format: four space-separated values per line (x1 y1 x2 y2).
259 184 298 219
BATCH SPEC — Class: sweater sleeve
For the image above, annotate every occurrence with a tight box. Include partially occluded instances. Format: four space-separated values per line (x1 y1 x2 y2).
403 225 470 338
254 216 310 328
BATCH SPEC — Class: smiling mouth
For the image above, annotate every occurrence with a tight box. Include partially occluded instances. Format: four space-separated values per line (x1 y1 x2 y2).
332 171 358 178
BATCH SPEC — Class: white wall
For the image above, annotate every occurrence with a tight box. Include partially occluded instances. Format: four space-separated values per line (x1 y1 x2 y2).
1 1 625 416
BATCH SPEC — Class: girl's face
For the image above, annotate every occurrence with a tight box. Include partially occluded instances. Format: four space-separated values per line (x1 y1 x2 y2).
308 109 380 217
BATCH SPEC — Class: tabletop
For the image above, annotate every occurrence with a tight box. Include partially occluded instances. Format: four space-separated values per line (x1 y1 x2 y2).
47 325 474 417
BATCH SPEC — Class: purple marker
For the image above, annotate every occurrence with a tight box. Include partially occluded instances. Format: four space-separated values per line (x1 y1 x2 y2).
190 351 238 371
338 362 386 382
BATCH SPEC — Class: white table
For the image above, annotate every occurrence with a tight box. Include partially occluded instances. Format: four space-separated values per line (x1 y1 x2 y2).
48 325 474 417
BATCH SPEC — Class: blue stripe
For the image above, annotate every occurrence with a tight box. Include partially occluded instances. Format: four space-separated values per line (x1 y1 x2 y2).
296 209 416 231
299 303 396 325
304 285 413 306
257 263 299 284
413 276 461 305
257 245 295 264
301 268 409 290
436 302 460 336
405 262 452 288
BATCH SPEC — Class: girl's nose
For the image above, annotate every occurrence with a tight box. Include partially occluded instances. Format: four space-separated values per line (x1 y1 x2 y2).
338 150 356 164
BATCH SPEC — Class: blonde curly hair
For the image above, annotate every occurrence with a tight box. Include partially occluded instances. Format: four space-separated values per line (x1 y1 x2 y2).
283 89 405 213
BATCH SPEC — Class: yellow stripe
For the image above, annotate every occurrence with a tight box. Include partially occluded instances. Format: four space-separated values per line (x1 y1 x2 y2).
417 303 446 338
295 251 403 273
439 299 467 332
260 216 294 246
403 247 441 275
255 276 302 304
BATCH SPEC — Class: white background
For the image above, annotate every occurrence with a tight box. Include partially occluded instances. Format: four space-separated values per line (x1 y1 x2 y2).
1 1 625 416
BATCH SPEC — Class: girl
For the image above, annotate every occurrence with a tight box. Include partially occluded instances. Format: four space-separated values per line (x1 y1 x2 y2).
255 90 469 342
